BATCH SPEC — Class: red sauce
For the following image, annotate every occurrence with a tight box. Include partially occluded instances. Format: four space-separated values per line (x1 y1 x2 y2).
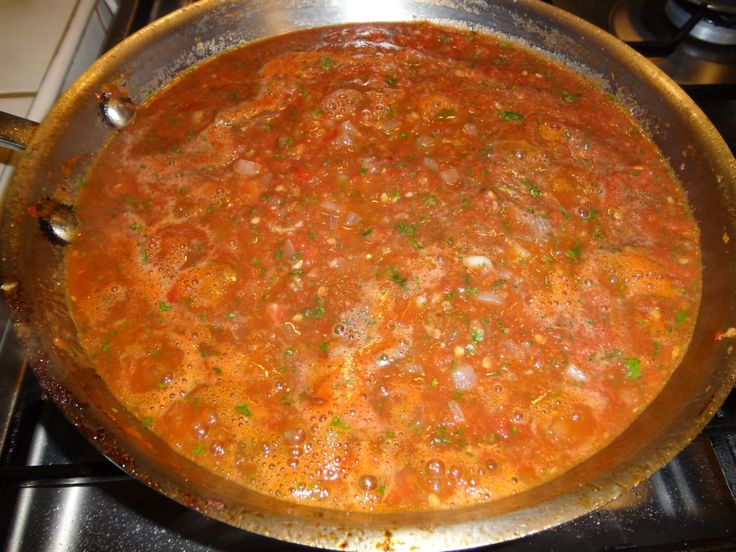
66 23 701 512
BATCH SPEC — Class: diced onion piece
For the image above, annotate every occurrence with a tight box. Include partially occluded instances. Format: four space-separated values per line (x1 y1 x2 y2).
405 364 424 375
383 119 401 131
360 157 379 174
463 123 478 136
440 168 460 185
328 214 339 230
423 157 439 171
566 363 588 383
339 120 360 147
511 240 531 259
270 221 304 234
416 135 434 150
501 339 526 363
475 291 505 305
321 200 343 214
283 239 296 259
448 400 466 423
531 215 552 237
344 211 361 228
234 158 262 176
452 364 477 391
463 255 492 268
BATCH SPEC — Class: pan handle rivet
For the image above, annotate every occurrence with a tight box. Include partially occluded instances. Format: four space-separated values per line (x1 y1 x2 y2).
99 90 136 129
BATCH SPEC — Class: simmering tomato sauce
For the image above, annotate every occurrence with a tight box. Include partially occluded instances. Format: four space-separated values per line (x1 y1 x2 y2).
66 23 701 512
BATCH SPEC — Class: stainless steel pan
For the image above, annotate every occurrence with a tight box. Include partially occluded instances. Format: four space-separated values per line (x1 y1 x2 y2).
1 1 736 550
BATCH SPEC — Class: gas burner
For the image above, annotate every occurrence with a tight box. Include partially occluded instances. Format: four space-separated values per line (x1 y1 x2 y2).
609 0 736 86
666 0 736 45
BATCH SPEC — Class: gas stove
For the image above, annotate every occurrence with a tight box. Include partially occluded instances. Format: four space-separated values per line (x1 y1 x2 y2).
1 1 735 551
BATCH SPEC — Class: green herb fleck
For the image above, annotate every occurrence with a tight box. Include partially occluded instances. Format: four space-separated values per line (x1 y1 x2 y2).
491 278 507 289
624 357 641 380
562 90 582 103
397 222 417 236
675 310 687 325
388 265 407 288
142 416 153 427
319 56 336 70
304 296 325 318
192 443 206 455
522 178 541 197
235 404 252 417
158 301 172 312
499 110 523 122
331 416 350 430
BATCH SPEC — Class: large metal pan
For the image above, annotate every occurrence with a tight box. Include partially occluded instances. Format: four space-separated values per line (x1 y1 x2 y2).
2 1 736 550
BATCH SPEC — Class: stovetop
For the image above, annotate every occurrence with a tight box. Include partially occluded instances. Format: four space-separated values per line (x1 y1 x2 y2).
1 1 736 551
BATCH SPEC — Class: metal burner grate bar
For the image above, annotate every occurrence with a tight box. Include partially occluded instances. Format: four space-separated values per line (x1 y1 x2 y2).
0 462 129 488
625 2 710 55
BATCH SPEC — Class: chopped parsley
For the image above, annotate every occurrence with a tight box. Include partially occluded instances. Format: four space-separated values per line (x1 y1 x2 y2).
235 404 253 417
499 110 523 122
675 310 687 325
624 357 641 380
388 265 408 288
522 178 541 197
319 56 336 69
562 90 582 103
331 416 350 430
566 246 582 260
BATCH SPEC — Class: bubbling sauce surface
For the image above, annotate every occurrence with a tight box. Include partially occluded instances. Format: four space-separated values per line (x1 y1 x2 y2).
66 23 701 512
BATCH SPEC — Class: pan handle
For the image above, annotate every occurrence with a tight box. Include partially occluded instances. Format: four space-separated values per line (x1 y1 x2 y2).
0 111 39 152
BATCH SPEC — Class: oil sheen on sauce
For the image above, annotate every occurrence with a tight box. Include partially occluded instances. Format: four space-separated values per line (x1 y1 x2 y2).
66 23 701 512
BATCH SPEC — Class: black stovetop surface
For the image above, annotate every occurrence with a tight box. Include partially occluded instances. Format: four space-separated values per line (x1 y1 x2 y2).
1 1 736 550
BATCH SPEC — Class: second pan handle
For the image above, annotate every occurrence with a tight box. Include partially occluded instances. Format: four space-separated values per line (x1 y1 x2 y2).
0 111 39 152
